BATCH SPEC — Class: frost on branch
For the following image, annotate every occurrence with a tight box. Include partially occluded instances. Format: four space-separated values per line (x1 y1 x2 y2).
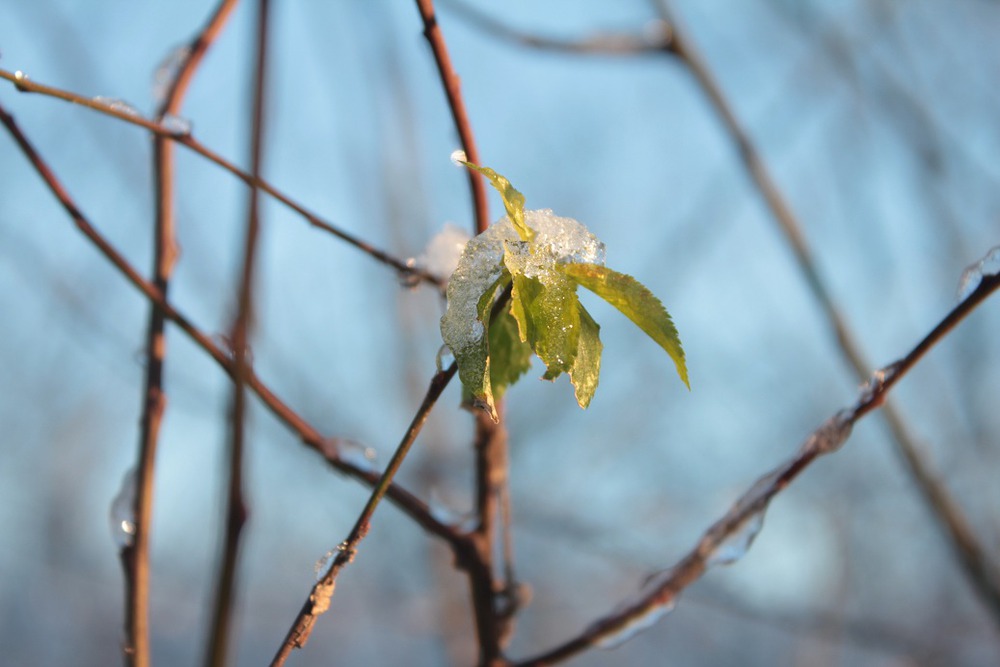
440 163 687 421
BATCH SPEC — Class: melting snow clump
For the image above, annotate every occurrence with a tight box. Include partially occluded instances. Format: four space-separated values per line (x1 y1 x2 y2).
440 210 606 370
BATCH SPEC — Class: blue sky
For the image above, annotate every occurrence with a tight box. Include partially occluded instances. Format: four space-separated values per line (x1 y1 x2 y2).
2 1 1000 664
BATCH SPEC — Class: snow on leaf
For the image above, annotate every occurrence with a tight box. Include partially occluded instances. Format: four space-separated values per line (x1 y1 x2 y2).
561 263 688 388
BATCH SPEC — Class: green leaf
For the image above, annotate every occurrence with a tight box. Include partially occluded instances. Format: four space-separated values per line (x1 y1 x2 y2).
460 161 535 242
507 269 581 381
561 263 688 388
568 305 602 408
451 272 509 421
487 308 533 401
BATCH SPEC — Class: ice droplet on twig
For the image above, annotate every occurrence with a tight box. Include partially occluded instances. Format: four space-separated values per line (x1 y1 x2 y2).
450 149 467 166
592 598 677 649
110 468 137 548
314 541 354 580
334 438 379 474
160 113 192 137
957 245 1000 301
802 411 853 456
707 508 766 567
436 344 454 373
93 96 141 117
152 44 191 104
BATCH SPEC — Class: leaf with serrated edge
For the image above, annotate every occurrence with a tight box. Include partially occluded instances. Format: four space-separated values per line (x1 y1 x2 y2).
507 269 580 381
560 263 688 388
568 305 602 408
460 161 535 242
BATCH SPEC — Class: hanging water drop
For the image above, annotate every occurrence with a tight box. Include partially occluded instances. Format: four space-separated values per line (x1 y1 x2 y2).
592 599 676 650
337 439 378 474
436 344 454 373
957 245 1000 301
707 507 766 568
152 44 191 104
160 113 192 137
93 96 141 118
110 468 137 548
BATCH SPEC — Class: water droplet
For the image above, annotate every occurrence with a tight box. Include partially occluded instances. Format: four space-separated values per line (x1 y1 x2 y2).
707 508 766 567
152 44 191 104
436 344 454 372
160 113 192 137
428 488 477 531
802 411 853 456
313 541 353 580
93 96 141 117
110 468 137 548
957 245 1000 301
13 70 29 88
336 439 379 473
450 149 467 165
592 599 676 649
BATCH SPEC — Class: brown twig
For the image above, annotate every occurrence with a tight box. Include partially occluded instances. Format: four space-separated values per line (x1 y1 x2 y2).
444 0 676 56
654 1 1000 630
120 3 238 665
446 0 1000 638
515 271 1000 666
270 362 458 666
0 94 476 621
0 68 442 290
414 3 520 664
203 1 269 665
414 0 489 234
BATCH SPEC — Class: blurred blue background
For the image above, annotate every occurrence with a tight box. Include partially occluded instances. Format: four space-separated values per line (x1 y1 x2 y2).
2 1 1000 665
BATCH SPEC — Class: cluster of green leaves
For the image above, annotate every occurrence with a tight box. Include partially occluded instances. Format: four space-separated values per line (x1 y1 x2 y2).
441 163 688 422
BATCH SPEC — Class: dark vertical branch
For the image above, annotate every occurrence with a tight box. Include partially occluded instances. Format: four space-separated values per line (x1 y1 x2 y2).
121 2 239 665
655 1 1000 629
204 1 269 665
413 3 517 664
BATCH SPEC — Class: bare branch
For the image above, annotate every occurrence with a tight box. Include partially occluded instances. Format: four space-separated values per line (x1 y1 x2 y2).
270 362 457 665
120 3 238 665
515 270 1000 665
0 68 442 289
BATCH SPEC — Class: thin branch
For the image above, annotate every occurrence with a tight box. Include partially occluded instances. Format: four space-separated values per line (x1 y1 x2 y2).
515 271 1000 666
413 4 519 664
0 95 474 594
444 0 676 56
0 68 442 289
204 1 268 665
270 362 458 666
445 0 1000 636
121 3 238 665
654 1 1000 630
414 0 489 234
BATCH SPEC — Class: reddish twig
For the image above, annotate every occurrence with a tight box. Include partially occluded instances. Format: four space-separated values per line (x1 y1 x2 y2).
515 271 1000 665
121 3 238 665
655 1 1000 630
204 3 269 664
0 95 478 631
0 68 441 290
413 0 489 234
413 4 520 664
270 362 458 666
